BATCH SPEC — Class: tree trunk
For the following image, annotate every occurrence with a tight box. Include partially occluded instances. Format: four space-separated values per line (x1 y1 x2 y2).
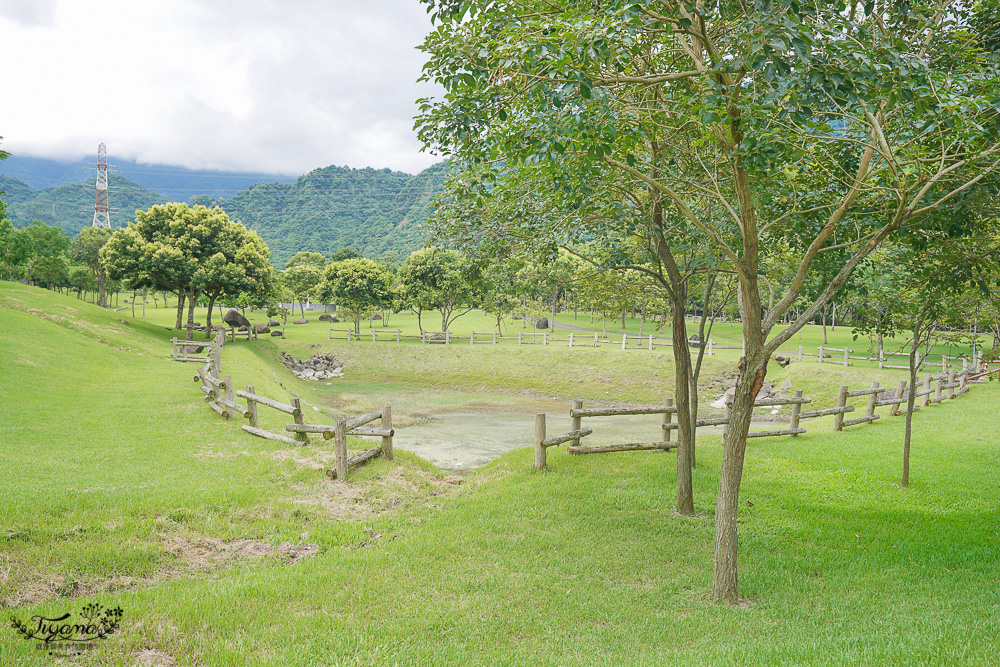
175 291 186 329
205 293 218 339
185 291 200 340
97 279 107 308
822 303 828 344
671 300 694 516
354 312 361 336
713 350 767 604
550 288 558 325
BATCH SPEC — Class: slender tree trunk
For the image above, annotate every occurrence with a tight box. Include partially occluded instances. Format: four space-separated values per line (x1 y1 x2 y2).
205 294 218 339
822 303 828 344
97 279 107 308
671 299 694 516
175 291 186 329
185 291 200 341
713 349 767 604
550 288 558 325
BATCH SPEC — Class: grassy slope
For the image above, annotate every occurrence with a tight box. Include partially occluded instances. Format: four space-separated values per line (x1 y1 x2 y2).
3 284 1000 665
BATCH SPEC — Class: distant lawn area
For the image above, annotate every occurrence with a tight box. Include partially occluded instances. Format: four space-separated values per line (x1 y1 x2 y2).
2 282 999 665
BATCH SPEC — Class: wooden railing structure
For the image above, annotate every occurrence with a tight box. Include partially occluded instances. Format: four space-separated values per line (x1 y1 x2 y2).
171 337 218 363
182 330 395 483
470 331 498 345
532 363 979 470
324 325 720 354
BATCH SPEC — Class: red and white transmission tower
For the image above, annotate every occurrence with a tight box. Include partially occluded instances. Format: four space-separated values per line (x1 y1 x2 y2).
92 142 110 228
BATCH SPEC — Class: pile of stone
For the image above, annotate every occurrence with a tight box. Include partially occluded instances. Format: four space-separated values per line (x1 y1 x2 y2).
711 378 793 410
279 351 344 380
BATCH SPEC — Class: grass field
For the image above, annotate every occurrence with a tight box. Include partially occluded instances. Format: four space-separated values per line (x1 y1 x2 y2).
2 282 999 665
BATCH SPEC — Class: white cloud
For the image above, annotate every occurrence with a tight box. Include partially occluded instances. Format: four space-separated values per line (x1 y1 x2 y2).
0 0 444 175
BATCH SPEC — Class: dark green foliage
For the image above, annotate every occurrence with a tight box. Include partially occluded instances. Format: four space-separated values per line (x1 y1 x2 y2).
217 162 450 267
1 175 166 234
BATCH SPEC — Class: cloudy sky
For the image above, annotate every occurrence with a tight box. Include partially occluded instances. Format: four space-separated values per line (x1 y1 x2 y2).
0 0 445 176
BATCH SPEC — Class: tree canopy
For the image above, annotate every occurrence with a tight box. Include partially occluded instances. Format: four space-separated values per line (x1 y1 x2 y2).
417 0 1000 603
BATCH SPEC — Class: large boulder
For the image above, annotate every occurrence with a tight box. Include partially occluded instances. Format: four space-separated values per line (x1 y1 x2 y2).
268 319 280 327
318 313 334 322
293 318 309 325
535 317 549 330
253 324 270 334
223 309 251 329
271 330 284 337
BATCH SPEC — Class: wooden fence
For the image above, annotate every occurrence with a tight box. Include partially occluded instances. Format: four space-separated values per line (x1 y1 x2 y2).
532 364 979 470
181 330 395 483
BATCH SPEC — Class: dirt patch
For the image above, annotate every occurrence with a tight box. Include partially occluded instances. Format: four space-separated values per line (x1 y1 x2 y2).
3 537 320 608
163 536 321 569
134 649 177 666
290 467 464 521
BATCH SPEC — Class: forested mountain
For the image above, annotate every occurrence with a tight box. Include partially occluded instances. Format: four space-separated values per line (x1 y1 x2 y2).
0 154 296 200
0 174 166 234
0 160 450 266
204 161 450 266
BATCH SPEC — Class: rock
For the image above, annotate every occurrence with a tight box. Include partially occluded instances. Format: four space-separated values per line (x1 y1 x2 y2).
223 309 251 329
271 330 284 336
268 319 280 327
318 313 334 322
781 380 793 389
688 334 701 347
774 355 792 367
238 325 248 332
535 317 549 330
253 324 270 334
293 318 308 325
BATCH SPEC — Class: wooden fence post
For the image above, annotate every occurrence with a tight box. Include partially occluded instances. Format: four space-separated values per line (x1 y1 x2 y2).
818 345 824 363
568 333 574 347
571 400 583 448
534 413 546 470
593 333 598 347
923 373 933 408
246 385 258 427
708 339 714 356
834 385 848 431
935 375 944 403
866 381 879 421
790 390 802 436
662 397 673 444
798 344 803 361
843 348 849 367
621 336 627 351
648 335 654 351
947 369 957 399
224 374 235 419
381 405 393 461
470 331 475 346
518 332 523 346
891 379 907 417
292 398 308 445
335 419 348 480
543 331 547 346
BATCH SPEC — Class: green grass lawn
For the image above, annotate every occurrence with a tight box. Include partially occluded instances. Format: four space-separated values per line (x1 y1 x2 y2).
3 282 999 665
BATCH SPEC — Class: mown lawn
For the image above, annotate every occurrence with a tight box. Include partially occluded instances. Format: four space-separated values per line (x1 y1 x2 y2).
2 282 999 665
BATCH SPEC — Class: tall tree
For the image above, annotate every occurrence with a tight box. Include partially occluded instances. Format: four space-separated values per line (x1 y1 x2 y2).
418 0 1000 602
318 258 394 335
102 203 270 336
70 226 113 306
398 247 477 331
